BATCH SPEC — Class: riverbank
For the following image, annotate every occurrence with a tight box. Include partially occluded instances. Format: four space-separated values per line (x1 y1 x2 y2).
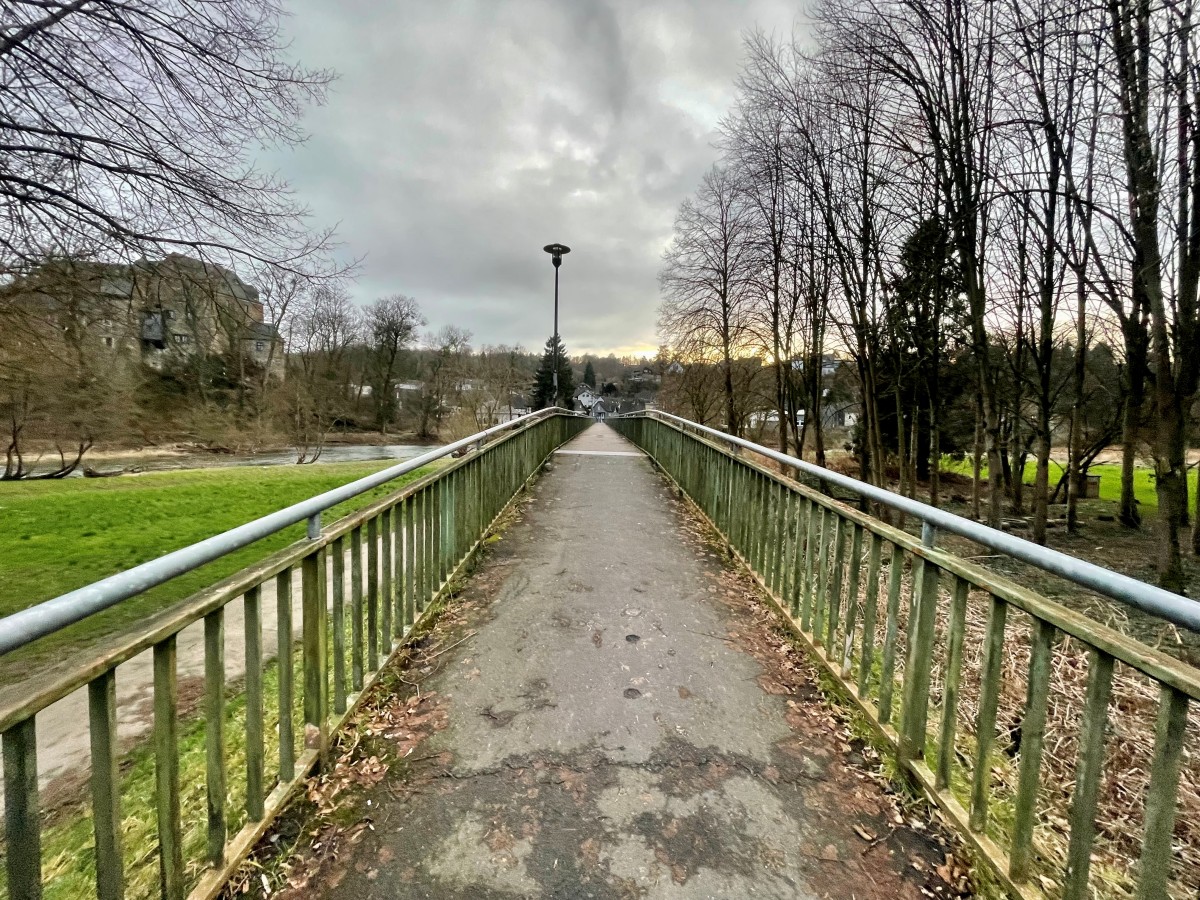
81 429 433 458
0 460 436 677
17 432 440 477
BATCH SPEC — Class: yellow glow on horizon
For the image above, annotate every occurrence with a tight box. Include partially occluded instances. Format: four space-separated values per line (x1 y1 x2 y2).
573 343 658 359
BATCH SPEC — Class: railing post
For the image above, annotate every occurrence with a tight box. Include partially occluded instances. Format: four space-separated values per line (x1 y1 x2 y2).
898 545 942 763
89 670 124 900
302 549 329 763
921 520 937 549
276 569 295 781
244 586 265 822
331 537 347 715
153 637 184 900
3 716 42 900
307 512 321 541
204 608 227 865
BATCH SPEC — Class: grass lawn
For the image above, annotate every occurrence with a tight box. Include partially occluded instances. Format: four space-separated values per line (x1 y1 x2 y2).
0 461 432 675
941 458 1199 516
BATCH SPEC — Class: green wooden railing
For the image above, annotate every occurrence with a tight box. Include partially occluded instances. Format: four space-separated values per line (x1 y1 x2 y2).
612 412 1198 900
0 412 587 900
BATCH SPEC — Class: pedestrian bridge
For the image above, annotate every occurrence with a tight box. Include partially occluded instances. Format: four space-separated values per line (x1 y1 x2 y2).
0 412 1197 899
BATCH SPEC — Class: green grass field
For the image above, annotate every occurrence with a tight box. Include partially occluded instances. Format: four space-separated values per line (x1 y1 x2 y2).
0 461 431 673
942 458 1197 515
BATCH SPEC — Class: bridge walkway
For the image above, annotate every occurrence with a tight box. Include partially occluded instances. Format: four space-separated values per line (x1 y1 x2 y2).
288 425 950 899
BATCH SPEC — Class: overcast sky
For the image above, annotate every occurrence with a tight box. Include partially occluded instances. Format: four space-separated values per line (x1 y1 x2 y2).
274 0 801 357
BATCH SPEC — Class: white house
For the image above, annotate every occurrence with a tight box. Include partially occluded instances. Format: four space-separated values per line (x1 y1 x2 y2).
574 384 599 411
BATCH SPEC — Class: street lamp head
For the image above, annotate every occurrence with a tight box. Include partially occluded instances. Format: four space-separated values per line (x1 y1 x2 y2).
543 242 571 267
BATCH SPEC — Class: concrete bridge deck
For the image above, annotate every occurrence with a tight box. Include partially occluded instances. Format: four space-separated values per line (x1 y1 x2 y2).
281 425 950 899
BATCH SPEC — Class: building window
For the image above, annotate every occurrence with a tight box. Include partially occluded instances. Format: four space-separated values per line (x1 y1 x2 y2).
164 309 176 320
104 337 114 348
173 333 191 345
255 341 265 352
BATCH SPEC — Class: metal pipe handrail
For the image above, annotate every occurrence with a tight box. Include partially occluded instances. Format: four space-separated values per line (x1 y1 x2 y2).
0 408 582 656
621 409 1200 632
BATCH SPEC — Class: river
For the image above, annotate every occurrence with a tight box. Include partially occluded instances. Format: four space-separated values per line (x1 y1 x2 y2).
54 441 441 477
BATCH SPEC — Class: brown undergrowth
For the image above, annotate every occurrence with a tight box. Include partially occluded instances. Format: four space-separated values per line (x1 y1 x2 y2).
930 589 1200 898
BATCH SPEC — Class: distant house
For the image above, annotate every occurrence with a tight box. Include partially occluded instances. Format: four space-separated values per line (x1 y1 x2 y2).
391 380 422 410
574 384 599 411
482 394 531 424
790 354 841 378
627 366 661 385
665 361 685 376
822 401 859 428
750 403 858 429
635 390 658 411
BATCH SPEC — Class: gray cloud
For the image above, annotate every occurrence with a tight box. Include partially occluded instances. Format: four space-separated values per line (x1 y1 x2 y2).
273 0 799 355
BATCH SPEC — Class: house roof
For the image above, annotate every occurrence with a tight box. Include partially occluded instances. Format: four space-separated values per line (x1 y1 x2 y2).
244 321 279 340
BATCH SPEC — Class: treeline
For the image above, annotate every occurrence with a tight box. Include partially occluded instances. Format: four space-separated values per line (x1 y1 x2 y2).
657 0 1200 590
278 287 531 455
0 265 659 475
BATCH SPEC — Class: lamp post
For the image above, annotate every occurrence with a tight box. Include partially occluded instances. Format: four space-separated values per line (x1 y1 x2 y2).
543 242 570 407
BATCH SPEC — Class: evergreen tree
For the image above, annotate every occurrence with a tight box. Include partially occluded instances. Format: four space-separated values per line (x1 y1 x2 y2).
531 335 575 410
583 360 596 388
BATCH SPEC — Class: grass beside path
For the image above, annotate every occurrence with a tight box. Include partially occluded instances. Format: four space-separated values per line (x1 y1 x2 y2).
942 458 1198 516
0 461 432 676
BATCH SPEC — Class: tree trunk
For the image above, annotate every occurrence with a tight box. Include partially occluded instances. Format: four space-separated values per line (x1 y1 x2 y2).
1192 459 1200 554
722 351 736 437
908 409 919 500
1155 392 1189 591
929 397 941 507
1067 286 1087 533
972 394 983 520
1032 411 1051 545
1010 404 1025 514
896 382 908 528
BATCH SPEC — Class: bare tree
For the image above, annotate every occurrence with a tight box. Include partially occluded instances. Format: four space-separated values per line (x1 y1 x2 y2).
1106 0 1200 588
722 50 795 455
416 326 472 439
364 294 424 433
474 344 532 428
0 0 339 276
659 166 755 435
283 286 359 463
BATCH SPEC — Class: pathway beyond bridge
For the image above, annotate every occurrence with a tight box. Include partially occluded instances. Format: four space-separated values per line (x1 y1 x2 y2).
277 425 951 898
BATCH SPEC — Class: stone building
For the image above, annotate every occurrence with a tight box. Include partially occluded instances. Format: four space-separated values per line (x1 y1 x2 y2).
2 254 284 378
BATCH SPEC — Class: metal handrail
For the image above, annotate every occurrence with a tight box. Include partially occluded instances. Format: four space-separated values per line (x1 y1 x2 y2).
618 409 1200 632
0 407 582 656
